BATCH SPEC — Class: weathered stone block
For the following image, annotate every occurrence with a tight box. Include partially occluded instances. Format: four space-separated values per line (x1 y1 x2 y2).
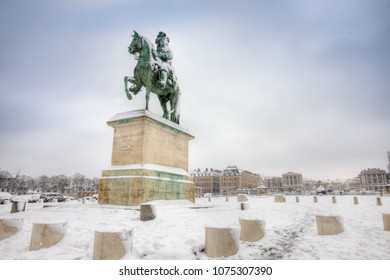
240 202 249 210
377 197 382 206
383 214 390 231
237 194 248 202
140 203 157 221
332 196 337 204
316 215 344 235
92 228 133 260
239 218 265 242
314 196 318 203
205 226 239 258
10 200 27 213
296 196 300 203
30 222 68 251
353 197 359 205
0 218 24 241
274 195 286 203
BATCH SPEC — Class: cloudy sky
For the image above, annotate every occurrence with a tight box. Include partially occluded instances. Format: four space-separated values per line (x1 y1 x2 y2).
0 0 389 180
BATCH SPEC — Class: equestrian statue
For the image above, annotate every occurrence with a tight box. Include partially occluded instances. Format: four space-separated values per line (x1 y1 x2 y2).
124 31 181 124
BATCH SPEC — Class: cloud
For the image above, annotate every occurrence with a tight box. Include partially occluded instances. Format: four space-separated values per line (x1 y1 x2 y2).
0 0 389 180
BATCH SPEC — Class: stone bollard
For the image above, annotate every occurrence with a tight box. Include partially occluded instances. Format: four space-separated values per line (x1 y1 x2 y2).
274 195 286 203
332 196 337 204
376 197 382 206
10 200 27 213
226 196 229 202
205 226 239 258
240 202 249 210
30 222 68 251
0 218 24 241
296 196 300 203
237 194 248 202
314 196 318 203
92 228 133 260
353 197 359 205
383 214 390 231
316 215 344 235
239 218 265 242
140 203 157 221
208 196 211 202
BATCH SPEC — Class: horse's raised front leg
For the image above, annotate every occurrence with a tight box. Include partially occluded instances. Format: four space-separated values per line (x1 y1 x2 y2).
126 77 142 95
124 76 132 100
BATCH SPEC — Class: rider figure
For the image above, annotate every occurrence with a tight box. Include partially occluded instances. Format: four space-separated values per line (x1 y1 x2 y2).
153 32 176 88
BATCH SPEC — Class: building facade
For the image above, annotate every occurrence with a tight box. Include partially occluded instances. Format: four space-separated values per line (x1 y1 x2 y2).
281 172 304 193
219 166 261 195
263 176 283 193
189 168 221 196
359 168 389 193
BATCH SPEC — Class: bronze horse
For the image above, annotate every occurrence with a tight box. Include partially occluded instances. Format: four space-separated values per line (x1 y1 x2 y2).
124 31 180 124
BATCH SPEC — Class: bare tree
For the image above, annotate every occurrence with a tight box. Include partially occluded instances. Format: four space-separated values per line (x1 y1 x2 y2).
51 175 70 193
71 173 87 191
0 170 15 192
38 175 50 193
91 177 99 192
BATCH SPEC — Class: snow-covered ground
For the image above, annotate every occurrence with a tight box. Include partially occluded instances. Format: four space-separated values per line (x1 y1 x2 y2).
0 195 389 260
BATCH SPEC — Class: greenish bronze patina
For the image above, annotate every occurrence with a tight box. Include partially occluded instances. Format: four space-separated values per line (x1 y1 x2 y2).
99 168 194 206
124 31 181 124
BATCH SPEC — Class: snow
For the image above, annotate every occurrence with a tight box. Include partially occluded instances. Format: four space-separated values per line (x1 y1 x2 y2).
107 109 193 136
47 222 68 234
104 163 191 177
2 218 24 231
0 195 389 260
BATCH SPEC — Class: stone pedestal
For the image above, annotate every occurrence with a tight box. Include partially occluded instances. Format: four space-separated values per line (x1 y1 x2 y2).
98 110 195 206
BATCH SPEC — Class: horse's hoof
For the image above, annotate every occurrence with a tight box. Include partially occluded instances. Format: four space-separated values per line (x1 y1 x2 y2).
125 90 132 100
130 86 140 95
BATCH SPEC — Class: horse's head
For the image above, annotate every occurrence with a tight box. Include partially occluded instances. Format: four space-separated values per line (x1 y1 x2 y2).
128 31 143 55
